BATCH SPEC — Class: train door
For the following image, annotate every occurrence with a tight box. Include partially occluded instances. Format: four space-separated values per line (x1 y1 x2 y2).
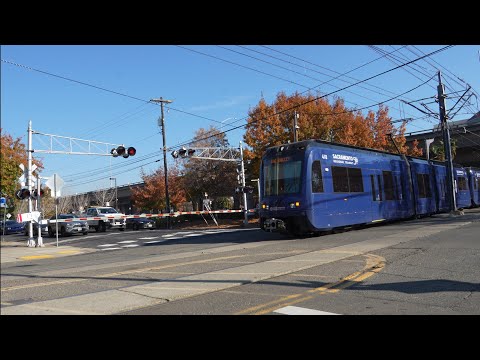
369 170 383 222
309 158 328 228
472 170 480 206
475 171 480 206
433 165 448 212
454 168 471 209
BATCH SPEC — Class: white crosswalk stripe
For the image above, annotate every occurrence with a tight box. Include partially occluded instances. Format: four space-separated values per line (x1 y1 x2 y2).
95 229 254 251
273 306 340 315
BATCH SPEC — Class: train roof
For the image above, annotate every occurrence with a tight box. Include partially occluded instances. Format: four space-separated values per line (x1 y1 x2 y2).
263 138 468 168
266 139 410 158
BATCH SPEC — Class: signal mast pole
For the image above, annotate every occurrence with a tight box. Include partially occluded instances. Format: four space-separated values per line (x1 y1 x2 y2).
27 121 35 247
22 121 134 248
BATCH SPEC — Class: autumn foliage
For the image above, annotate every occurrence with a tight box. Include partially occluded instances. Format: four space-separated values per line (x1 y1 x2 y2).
243 92 423 178
130 164 186 213
181 126 238 209
1 129 43 211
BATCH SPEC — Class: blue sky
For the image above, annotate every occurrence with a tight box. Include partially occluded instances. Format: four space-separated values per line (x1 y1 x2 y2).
2 45 479 195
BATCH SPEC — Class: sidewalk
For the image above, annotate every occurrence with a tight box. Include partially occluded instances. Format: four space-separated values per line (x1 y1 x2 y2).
0 238 95 264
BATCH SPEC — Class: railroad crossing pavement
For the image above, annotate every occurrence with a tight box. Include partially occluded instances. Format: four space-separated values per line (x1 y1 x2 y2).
1 208 479 264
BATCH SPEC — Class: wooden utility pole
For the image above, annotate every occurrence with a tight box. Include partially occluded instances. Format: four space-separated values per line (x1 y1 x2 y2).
437 71 457 212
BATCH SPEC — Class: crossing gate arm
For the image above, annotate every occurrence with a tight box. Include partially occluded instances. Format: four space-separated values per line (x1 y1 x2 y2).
46 210 255 223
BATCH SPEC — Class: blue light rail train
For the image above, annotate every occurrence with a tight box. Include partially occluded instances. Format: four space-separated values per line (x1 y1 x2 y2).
258 139 479 236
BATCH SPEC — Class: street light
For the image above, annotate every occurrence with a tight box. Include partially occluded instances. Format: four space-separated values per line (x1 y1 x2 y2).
110 177 117 210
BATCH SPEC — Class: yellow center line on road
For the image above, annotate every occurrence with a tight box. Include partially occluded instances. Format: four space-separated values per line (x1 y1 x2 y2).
235 254 386 315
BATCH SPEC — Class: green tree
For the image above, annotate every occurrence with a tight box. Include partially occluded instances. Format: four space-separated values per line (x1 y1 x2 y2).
430 139 457 161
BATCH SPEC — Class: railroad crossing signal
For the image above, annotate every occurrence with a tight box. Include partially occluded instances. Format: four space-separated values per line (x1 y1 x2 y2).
111 146 136 158
172 147 196 159
15 188 31 200
236 163 243 184
32 188 45 199
235 186 254 194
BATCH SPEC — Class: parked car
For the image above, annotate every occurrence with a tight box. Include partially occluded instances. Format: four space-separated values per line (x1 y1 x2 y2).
48 214 89 237
82 207 126 232
1 220 26 235
126 217 156 230
23 221 48 236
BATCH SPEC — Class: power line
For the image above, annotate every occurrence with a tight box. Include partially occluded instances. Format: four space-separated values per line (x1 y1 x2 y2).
171 45 450 150
222 45 420 119
169 47 451 151
1 58 229 128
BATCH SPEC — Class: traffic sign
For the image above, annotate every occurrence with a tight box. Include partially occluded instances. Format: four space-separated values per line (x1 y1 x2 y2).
45 174 65 197
17 211 40 223
0 197 5 208
18 163 37 186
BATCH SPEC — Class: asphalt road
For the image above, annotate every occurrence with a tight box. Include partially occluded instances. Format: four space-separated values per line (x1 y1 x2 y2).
1 210 479 315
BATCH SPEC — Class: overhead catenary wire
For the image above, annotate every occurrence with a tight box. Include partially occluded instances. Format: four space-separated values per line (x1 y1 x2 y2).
221 45 420 119
169 47 451 151
170 46 451 150
393 45 479 116
65 47 453 187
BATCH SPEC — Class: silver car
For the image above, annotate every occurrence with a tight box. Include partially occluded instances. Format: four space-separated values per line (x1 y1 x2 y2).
48 214 89 237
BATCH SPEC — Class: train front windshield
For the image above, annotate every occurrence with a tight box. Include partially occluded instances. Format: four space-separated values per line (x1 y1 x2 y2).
263 158 303 196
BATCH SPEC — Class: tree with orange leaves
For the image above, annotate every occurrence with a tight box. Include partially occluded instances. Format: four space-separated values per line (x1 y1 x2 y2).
130 164 186 213
243 92 423 179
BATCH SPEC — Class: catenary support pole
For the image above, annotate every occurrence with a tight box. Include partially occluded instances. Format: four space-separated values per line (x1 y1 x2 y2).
437 71 457 213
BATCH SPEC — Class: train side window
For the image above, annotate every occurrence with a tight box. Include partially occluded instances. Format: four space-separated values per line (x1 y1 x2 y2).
382 171 395 200
417 173 426 198
396 176 403 200
377 175 383 201
439 178 445 199
348 168 364 192
333 166 364 193
370 175 377 201
457 177 468 191
424 174 432 198
311 160 324 193
332 166 349 192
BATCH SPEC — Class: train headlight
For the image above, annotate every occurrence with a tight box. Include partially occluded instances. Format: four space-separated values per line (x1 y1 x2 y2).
262 204 269 210
289 202 301 208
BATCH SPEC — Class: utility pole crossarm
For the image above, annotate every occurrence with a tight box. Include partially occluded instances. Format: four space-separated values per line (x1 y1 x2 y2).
31 130 124 156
